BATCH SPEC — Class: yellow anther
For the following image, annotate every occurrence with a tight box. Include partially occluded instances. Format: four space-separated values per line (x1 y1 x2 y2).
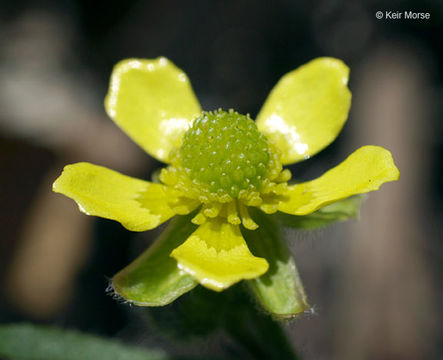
202 202 223 218
277 169 292 182
239 203 258 230
191 210 207 225
227 201 241 225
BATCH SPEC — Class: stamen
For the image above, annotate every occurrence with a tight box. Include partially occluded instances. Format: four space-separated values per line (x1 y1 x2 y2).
165 188 200 214
238 203 258 230
239 191 263 206
191 209 207 225
259 195 280 214
227 201 241 225
276 169 292 182
202 202 223 218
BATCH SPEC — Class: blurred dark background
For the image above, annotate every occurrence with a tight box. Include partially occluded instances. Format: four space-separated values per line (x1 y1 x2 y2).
0 0 442 359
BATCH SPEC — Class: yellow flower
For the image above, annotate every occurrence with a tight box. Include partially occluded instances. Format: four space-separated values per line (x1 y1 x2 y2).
53 57 399 318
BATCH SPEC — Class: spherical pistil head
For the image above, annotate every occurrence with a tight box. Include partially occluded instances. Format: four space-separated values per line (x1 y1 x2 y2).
179 110 270 198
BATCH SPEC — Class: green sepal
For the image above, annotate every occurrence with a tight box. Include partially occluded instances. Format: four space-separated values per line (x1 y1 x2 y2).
275 195 365 229
111 213 199 306
243 209 309 319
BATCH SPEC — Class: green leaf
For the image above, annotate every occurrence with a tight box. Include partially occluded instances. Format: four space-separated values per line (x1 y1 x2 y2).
111 214 199 306
276 195 365 229
0 323 167 360
243 210 309 319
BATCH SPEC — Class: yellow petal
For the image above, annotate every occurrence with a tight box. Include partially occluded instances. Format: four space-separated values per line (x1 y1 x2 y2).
53 162 195 231
105 57 201 163
256 57 351 164
278 146 400 215
170 218 269 291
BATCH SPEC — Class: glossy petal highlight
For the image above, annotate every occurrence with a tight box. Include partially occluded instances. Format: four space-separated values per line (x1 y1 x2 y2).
105 57 201 163
256 57 351 164
278 146 399 215
52 162 186 231
112 214 198 306
170 218 269 291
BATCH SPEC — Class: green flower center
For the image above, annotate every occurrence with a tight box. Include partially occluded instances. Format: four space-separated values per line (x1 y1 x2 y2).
160 109 292 228
179 110 270 198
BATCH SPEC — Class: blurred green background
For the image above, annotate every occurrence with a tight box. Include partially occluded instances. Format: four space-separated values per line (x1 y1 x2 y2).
0 0 442 359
